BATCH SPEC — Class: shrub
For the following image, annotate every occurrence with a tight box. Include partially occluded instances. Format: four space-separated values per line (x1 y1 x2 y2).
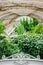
11 34 43 58
0 22 19 59
3 39 19 57
0 38 19 59
0 18 43 59
37 40 43 59
0 22 6 59
0 41 3 59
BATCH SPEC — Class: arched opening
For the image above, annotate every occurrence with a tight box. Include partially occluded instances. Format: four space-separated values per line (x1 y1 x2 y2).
9 16 31 37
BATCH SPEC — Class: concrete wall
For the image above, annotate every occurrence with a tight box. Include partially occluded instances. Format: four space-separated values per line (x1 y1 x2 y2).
0 59 43 65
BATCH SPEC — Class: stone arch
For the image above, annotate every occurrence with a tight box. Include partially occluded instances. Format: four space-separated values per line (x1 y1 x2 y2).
0 0 43 32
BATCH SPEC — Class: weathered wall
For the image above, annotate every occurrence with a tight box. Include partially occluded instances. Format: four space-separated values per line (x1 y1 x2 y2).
0 0 43 31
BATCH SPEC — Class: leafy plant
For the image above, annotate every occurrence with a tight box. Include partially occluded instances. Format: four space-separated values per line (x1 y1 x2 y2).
15 17 39 35
15 24 25 35
34 23 43 34
30 17 39 26
0 22 5 33
20 17 39 31
20 18 29 31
